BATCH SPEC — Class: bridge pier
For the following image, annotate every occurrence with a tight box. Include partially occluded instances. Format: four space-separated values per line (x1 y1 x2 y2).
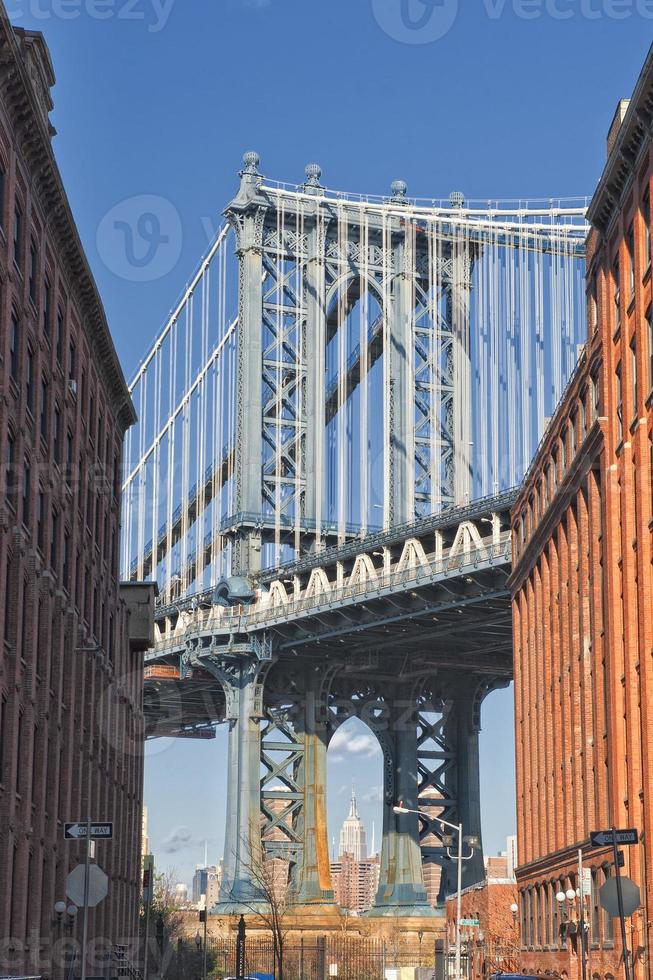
206 657 269 912
290 678 338 910
369 694 434 917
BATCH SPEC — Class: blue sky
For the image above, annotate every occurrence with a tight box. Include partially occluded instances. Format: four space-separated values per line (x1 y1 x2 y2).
12 0 652 886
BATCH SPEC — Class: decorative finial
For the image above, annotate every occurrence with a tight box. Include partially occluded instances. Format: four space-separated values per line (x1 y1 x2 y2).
391 179 408 204
305 162 322 186
449 190 465 208
242 151 260 175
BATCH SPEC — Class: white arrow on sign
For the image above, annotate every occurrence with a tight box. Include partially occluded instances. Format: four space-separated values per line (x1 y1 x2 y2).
65 824 85 839
66 864 108 908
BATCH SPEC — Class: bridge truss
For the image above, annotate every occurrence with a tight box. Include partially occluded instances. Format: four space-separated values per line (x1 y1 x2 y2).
126 156 589 918
121 155 588 600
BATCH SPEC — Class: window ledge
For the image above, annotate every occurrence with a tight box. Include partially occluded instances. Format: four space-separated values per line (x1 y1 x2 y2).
627 295 636 317
643 262 652 285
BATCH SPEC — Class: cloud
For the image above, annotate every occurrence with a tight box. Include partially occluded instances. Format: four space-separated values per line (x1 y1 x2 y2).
362 785 383 804
329 730 381 761
160 826 193 854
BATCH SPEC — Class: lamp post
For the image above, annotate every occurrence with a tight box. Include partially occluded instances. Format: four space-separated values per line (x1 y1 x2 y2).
394 802 478 980
53 902 78 980
556 887 587 980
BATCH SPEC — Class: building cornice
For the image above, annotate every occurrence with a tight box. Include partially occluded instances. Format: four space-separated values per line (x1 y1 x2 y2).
516 839 613 881
0 6 136 431
587 42 653 236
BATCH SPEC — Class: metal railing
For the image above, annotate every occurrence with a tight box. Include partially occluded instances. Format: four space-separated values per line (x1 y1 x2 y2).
149 533 512 652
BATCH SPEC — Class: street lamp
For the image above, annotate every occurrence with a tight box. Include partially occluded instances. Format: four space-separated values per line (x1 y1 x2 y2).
53 901 78 935
510 902 518 922
394 801 477 980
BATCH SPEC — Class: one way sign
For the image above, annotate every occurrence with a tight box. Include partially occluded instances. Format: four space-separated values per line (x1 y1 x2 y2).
590 828 638 847
64 822 113 840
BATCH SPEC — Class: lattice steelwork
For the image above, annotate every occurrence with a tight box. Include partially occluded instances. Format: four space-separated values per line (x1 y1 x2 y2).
121 154 588 600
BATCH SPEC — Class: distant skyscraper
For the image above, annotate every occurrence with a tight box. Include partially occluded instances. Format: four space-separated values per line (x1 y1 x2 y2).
506 835 518 880
339 788 367 860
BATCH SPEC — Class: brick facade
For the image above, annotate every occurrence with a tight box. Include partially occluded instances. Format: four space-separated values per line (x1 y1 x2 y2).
445 879 519 980
510 45 653 980
0 8 154 976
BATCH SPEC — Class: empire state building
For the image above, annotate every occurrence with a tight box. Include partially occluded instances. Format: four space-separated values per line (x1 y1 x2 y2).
339 788 367 860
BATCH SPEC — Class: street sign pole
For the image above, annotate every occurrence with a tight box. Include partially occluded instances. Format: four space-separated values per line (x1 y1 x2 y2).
81 816 91 980
202 905 208 980
143 856 154 980
578 848 587 980
612 827 632 980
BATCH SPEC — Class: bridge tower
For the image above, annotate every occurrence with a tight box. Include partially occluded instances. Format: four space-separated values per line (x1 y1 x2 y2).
225 153 473 577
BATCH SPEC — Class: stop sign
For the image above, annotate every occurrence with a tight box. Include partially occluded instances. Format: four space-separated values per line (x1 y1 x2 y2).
66 864 108 907
599 876 641 918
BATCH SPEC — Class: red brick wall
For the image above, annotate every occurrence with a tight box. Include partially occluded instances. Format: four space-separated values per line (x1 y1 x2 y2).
510 111 653 980
445 880 519 980
0 18 142 978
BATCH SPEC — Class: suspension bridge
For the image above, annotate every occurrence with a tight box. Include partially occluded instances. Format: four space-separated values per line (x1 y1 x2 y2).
123 154 589 917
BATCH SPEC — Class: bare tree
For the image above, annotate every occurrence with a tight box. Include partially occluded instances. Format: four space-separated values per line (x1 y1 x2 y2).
237 843 291 980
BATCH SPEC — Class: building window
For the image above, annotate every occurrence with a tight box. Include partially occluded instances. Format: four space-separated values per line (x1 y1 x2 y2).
66 430 73 487
22 459 30 526
9 310 19 381
627 222 635 299
616 361 623 442
650 433 653 519
648 306 653 394
0 694 6 784
592 366 601 416
53 406 61 464
630 336 638 418
43 274 51 336
56 308 64 363
29 239 37 303
63 530 70 590
13 205 22 269
26 346 34 413
21 580 29 661
602 866 614 942
15 710 22 794
75 548 82 608
50 509 59 572
89 391 95 440
613 255 621 330
40 377 48 440
0 162 5 231
643 186 651 271
570 412 577 456
588 274 598 334
5 429 15 507
591 868 600 941
68 337 76 382
37 489 44 552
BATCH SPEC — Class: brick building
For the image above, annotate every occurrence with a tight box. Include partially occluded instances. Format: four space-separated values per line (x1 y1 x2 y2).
0 7 155 976
510 45 653 980
445 878 519 980
330 852 380 916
